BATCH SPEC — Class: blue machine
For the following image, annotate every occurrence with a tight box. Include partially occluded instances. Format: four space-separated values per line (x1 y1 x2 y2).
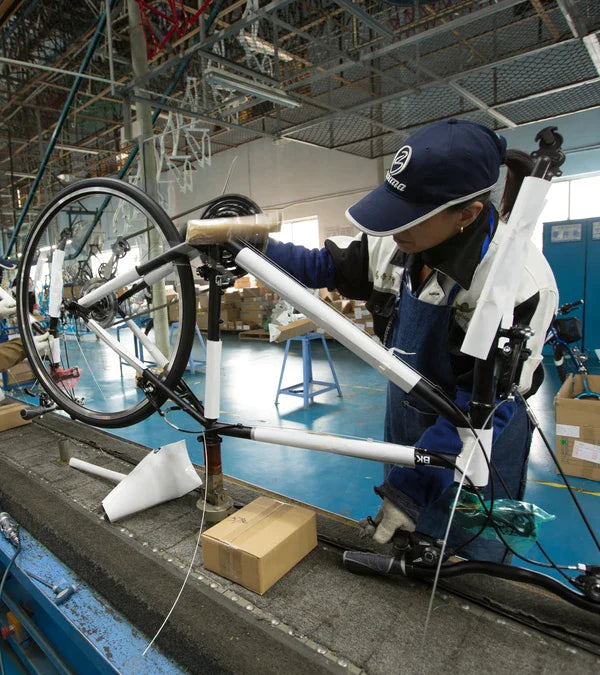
543 217 600 353
0 520 182 674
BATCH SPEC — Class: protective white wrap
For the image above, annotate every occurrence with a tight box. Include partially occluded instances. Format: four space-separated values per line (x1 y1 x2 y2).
461 177 551 359
252 427 416 465
235 247 421 393
34 256 46 293
102 440 202 522
50 335 61 364
455 426 493 487
205 339 222 419
49 249 65 318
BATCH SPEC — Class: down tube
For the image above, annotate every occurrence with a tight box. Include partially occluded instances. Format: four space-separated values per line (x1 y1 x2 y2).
233 246 463 426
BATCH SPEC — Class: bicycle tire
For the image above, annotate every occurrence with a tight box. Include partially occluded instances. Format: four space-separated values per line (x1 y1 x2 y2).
16 177 196 428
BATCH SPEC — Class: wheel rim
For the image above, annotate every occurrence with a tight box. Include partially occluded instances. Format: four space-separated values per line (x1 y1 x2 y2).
17 179 195 428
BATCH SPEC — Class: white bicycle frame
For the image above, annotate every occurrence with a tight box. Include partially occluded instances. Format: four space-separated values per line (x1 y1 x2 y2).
56 174 552 491
70 241 487 487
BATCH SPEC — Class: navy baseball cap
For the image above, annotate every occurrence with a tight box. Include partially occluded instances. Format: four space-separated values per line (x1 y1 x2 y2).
346 119 507 236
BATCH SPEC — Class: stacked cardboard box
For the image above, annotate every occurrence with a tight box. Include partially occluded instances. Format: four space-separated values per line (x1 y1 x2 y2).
196 286 276 332
239 287 269 329
165 287 179 323
352 300 375 335
318 289 374 337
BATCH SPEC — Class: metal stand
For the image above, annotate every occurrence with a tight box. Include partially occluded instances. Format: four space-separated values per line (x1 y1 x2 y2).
195 261 234 521
197 432 234 523
275 332 342 409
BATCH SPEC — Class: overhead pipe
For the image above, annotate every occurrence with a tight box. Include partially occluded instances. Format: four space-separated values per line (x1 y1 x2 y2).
5 0 120 258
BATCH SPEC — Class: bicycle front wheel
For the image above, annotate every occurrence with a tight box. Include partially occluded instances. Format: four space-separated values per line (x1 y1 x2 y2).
16 178 196 428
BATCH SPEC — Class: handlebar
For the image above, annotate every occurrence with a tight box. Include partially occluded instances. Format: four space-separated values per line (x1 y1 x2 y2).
21 404 57 420
557 299 583 316
342 550 600 614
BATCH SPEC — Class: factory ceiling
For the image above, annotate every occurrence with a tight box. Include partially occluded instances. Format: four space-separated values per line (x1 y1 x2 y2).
0 0 599 241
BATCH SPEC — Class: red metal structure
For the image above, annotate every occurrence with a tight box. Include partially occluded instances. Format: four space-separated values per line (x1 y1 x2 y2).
135 0 214 59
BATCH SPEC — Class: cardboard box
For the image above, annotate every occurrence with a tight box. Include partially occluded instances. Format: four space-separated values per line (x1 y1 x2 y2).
5 360 35 385
197 312 208 331
554 374 600 481
270 318 317 343
201 497 317 594
165 290 179 323
0 403 31 431
234 276 252 289
242 287 262 298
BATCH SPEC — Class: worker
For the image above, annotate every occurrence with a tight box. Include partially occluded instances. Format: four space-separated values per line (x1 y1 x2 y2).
0 293 52 375
263 119 557 561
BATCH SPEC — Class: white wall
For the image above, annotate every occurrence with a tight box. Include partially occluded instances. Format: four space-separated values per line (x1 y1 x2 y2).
166 137 381 245
165 108 600 245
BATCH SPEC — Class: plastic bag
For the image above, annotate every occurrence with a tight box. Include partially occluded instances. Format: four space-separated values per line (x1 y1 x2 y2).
452 490 555 555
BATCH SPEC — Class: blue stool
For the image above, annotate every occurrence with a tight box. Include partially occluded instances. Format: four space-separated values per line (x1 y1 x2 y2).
117 323 150 376
170 322 206 374
275 332 342 409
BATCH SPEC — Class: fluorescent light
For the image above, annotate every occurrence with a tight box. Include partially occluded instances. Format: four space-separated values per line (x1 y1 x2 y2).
39 245 52 252
55 143 101 155
203 67 300 109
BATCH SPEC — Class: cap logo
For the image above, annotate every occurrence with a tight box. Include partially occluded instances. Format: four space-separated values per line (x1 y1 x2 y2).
389 145 412 176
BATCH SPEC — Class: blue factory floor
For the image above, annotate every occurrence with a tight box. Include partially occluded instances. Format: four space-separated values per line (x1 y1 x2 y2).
15 331 600 583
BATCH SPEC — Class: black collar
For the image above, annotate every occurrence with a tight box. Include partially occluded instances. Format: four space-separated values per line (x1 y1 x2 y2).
420 204 497 290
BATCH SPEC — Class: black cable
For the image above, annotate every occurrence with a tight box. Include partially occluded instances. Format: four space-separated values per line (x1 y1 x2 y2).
0 541 21 675
518 392 600 553
429 400 581 588
428 560 600 615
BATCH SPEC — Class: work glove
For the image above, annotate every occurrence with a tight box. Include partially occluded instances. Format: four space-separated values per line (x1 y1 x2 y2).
359 497 416 544
0 297 16 318
34 333 54 360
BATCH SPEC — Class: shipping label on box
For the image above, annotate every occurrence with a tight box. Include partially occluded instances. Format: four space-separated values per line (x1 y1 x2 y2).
201 497 317 594
554 374 600 481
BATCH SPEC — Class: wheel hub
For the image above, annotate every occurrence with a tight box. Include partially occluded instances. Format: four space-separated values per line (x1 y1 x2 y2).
80 277 119 328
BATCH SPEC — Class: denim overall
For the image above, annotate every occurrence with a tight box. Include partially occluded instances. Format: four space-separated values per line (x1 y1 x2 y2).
382 265 532 562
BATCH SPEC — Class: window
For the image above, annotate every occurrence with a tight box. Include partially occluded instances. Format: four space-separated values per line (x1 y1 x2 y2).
269 217 319 249
569 175 600 220
532 173 600 250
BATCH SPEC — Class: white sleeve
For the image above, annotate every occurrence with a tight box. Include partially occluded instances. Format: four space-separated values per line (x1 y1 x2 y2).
517 246 558 394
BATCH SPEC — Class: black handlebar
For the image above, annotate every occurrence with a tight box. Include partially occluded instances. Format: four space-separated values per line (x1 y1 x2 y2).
342 550 600 614
557 299 583 315
21 404 57 420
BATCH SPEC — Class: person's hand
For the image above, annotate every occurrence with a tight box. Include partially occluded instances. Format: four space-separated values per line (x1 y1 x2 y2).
0 296 16 319
34 333 54 360
359 497 416 544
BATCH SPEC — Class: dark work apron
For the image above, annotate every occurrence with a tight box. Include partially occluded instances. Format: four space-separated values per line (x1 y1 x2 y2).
382 271 532 562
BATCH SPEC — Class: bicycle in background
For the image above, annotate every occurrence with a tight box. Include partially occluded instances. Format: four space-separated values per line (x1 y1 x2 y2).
545 299 600 400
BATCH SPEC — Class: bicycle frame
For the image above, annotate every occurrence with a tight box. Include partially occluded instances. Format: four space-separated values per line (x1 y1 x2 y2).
545 325 582 373
73 239 492 487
